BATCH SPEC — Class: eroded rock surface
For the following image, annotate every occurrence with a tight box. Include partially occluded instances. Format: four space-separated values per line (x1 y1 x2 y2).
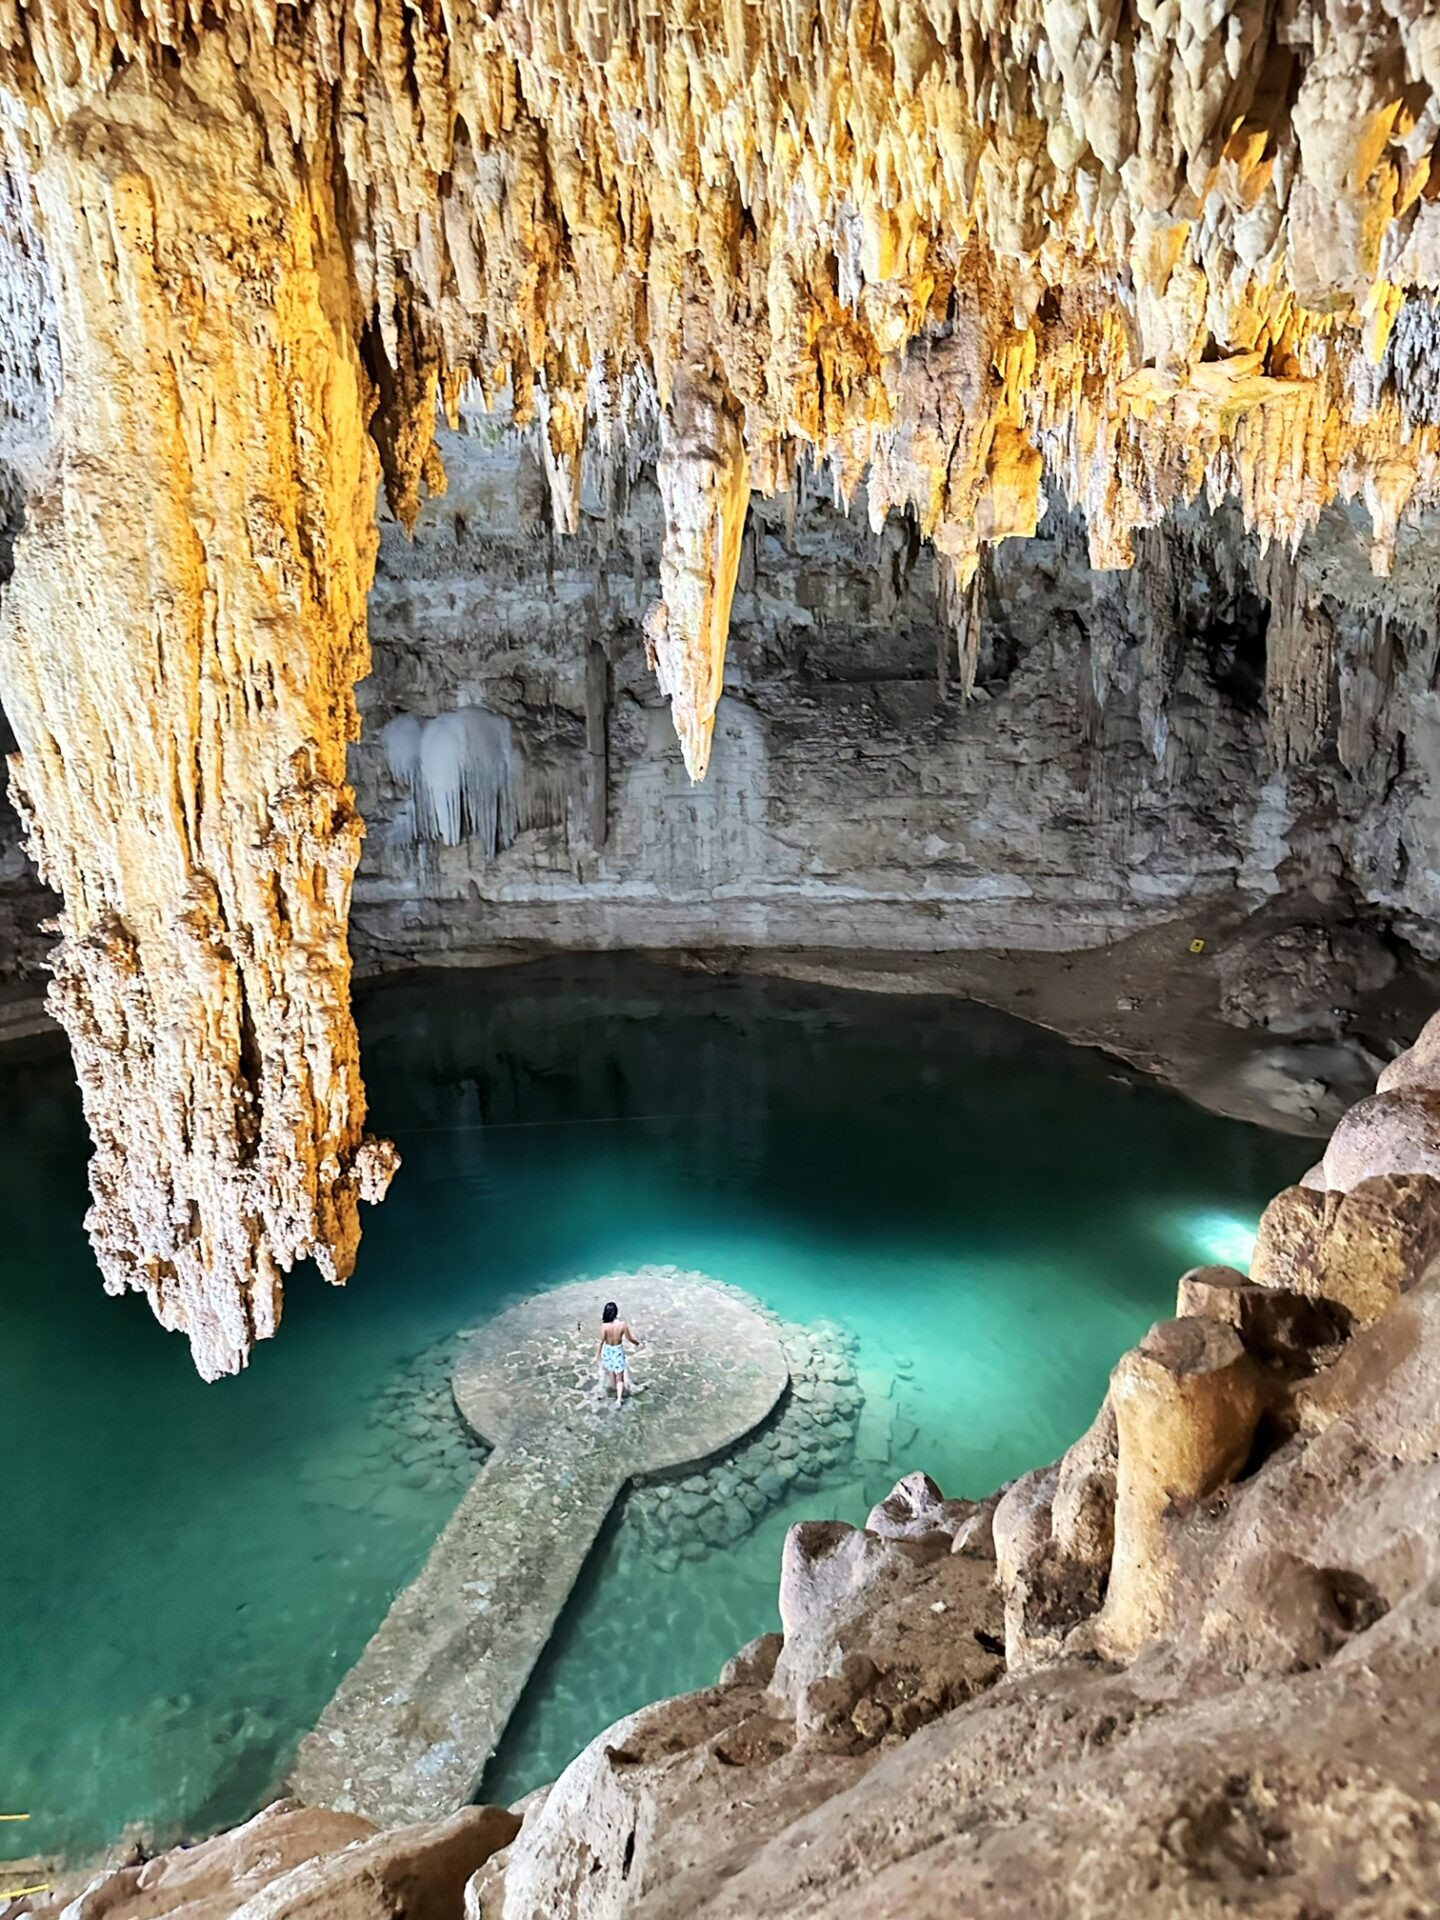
7 4 1440 1355
0 53 397 1376
12 1800 519 1920
346 453 1440 973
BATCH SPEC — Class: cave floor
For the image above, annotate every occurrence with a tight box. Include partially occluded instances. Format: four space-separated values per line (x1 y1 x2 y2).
289 1270 788 1827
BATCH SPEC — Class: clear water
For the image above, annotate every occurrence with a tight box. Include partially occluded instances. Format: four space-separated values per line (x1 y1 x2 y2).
0 961 1309 1860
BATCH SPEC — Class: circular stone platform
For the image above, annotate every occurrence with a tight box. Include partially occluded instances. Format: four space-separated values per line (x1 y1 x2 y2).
293 1267 788 1828
454 1268 789 1475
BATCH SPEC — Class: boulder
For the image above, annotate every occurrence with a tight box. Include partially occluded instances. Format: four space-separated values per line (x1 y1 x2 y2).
866 1471 969 1542
778 1522 899 1643
1320 1089 1440 1193
1252 1174 1440 1325
949 1499 997 1560
991 1463 1060 1659
22 1803 378 1920
992 1465 1058 1588
718 1632 783 1689
1377 1008 1440 1094
1216 919 1395 1038
230 1805 520 1920
475 1675 841 1920
1050 1399 1117 1569
1176 1263 1350 1369
990 1410 1116 1670
772 1520 1003 1751
1250 1184 1327 1292
22 1803 520 1920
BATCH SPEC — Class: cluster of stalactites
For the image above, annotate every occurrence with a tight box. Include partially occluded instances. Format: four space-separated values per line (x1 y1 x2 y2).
7 0 1440 780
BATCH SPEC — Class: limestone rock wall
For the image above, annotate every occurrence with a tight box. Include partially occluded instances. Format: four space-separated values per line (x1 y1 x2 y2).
348 417 1440 967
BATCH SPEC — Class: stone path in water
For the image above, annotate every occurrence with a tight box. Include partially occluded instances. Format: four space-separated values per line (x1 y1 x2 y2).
291 1269 789 1826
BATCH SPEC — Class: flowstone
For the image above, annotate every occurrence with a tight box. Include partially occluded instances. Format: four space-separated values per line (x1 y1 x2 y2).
291 1268 787 1826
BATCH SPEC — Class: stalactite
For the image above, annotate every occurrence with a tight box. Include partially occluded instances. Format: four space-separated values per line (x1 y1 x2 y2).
382 705 573 855
643 366 750 782
939 545 990 703
1336 613 1399 785
1261 547 1337 768
0 48 396 1377
583 636 611 854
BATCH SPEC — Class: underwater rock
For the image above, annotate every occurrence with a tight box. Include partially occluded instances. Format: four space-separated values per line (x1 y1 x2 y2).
622 1309 862 1561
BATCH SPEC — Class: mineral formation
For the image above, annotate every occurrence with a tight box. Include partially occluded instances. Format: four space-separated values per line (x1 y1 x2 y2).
5 0 1440 1360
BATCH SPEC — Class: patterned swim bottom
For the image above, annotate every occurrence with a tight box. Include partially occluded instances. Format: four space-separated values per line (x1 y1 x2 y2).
601 1343 626 1373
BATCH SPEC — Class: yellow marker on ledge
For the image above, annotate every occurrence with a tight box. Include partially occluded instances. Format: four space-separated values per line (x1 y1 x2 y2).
1188 937 1206 954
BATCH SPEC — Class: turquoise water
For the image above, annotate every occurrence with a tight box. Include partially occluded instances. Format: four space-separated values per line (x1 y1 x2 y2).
0 961 1309 1859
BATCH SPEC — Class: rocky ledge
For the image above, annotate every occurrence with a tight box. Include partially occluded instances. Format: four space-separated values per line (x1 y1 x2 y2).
14 1016 1440 1919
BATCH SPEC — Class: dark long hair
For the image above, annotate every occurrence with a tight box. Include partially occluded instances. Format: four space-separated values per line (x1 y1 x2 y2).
602 1301 618 1324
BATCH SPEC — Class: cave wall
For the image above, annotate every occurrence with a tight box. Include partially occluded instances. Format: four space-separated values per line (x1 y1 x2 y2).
5 401 1437 989
8 0 1440 1368
346 414 1440 970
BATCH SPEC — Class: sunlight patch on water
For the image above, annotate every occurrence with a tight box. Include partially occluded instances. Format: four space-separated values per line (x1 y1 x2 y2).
1176 1208 1261 1272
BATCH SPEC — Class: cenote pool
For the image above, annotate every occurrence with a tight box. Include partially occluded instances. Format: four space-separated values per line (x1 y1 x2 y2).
0 961 1311 1860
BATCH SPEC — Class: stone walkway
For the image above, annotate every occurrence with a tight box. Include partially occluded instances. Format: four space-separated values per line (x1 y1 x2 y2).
291 1269 788 1825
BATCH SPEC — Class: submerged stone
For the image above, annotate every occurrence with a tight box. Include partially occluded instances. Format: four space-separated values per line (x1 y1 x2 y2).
292 1268 788 1827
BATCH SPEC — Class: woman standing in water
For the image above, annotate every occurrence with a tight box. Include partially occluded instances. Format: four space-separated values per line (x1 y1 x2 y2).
596 1300 642 1406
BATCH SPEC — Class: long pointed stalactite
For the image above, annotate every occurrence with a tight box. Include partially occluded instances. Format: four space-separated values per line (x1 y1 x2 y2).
0 49 397 1377
5 1 1440 1365
645 364 751 782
